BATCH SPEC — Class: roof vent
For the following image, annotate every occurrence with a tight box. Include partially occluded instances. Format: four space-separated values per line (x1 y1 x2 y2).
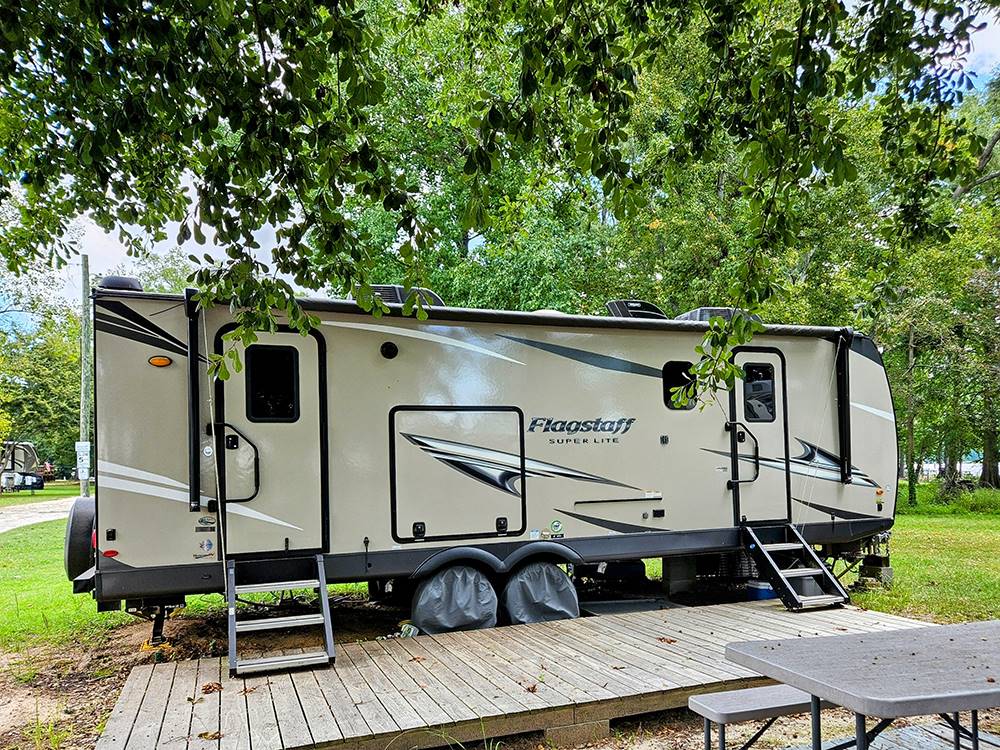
370 284 444 306
97 275 144 292
606 300 667 319
674 307 760 322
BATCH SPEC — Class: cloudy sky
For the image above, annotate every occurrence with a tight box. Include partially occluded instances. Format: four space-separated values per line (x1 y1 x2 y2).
55 14 1000 301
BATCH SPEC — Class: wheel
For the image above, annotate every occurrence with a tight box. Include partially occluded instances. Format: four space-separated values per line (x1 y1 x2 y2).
411 565 497 634
65 497 96 581
502 560 580 624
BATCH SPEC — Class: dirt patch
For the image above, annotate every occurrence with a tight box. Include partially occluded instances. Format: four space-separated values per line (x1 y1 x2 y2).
0 598 405 749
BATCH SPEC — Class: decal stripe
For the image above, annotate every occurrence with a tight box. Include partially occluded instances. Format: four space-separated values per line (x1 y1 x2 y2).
322 320 525 365
555 508 662 534
96 319 190 357
794 498 879 520
851 402 894 422
573 496 662 505
497 335 662 378
96 300 189 351
97 460 187 489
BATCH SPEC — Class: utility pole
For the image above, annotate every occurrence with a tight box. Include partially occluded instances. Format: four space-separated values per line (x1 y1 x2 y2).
78 255 92 497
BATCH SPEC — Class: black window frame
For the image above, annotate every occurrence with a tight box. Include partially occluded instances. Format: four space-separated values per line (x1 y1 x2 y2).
245 344 301 423
662 360 697 411
742 362 776 423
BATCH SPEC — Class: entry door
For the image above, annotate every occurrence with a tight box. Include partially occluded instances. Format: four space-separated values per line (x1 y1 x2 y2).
729 351 789 523
217 331 326 555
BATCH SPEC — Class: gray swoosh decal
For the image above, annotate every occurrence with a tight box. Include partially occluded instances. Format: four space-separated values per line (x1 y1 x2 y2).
701 438 879 488
793 498 878 520
401 433 640 496
496 335 662 378
555 508 663 534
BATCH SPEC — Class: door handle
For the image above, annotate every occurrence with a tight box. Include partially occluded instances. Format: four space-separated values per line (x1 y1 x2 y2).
725 420 760 489
212 422 260 502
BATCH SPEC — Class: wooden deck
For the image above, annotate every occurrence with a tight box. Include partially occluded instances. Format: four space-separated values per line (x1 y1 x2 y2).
97 601 927 750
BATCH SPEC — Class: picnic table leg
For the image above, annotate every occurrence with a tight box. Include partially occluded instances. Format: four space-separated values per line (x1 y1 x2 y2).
855 713 867 750
811 696 822 750
954 713 961 750
719 722 726 750
704 718 711 750
972 711 979 750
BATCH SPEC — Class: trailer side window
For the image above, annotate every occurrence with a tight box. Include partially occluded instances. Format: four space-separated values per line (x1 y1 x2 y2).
245 345 300 422
663 361 696 410
743 363 775 422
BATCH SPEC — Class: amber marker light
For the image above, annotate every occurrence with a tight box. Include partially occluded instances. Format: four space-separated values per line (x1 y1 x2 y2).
875 488 885 496
148 355 173 367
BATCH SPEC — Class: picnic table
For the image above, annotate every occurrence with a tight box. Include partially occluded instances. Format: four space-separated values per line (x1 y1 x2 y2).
726 620 1000 750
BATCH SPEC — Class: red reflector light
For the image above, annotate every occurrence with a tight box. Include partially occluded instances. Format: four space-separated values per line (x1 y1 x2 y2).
91 530 97 549
102 550 119 558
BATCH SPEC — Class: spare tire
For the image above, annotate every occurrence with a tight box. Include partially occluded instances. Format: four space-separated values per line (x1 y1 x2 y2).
411 565 497 634
502 561 580 625
65 497 96 581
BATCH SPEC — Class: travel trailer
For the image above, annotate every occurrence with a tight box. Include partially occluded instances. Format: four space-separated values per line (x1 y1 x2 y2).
1 441 44 491
66 279 897 674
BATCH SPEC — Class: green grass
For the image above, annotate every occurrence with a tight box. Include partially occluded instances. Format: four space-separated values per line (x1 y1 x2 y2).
0 482 91 508
0 518 129 650
849 513 1000 622
896 480 1000 516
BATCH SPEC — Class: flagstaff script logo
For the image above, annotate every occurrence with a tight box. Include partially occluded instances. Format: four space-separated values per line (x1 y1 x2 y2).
528 417 637 445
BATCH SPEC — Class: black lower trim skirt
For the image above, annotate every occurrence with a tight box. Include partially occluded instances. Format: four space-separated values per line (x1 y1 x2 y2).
94 518 892 601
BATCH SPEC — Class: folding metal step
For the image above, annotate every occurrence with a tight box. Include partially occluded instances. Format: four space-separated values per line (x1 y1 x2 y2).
234 579 321 595
781 567 823 578
235 613 326 633
743 523 849 612
225 556 336 676
762 542 803 552
235 651 331 675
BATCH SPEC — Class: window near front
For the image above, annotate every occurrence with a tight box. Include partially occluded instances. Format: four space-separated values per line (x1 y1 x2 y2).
245 345 300 422
663 361 696 410
743 363 776 422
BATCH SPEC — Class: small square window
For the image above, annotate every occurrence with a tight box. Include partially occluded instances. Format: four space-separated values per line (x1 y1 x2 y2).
663 361 696 410
245 345 299 422
743 363 775 422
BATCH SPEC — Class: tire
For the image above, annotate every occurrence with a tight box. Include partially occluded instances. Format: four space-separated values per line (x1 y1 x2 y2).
411 565 497 634
65 497 96 581
501 561 580 625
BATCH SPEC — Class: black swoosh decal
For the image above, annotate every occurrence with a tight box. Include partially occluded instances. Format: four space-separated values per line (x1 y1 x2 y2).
497 335 662 378
794 498 878 520
555 508 663 533
95 319 190 357
96 300 189 351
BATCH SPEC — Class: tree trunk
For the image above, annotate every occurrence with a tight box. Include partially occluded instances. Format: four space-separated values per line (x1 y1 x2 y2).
906 325 918 507
981 391 1000 488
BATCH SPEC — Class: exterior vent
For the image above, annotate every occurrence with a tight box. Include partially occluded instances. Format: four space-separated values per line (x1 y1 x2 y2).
674 307 760 323
97 275 144 292
370 284 444 306
606 300 667 319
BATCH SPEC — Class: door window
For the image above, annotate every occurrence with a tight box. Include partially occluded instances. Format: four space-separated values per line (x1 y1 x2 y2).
662 360 696 410
245 345 300 422
742 363 775 422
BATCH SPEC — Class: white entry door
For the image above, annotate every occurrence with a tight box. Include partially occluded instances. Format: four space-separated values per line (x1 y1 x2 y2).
217 330 327 555
729 350 790 523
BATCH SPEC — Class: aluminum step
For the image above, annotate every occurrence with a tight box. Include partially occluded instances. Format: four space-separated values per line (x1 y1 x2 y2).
761 542 803 552
235 613 325 633
234 579 321 595
236 651 329 675
781 567 824 578
797 594 846 608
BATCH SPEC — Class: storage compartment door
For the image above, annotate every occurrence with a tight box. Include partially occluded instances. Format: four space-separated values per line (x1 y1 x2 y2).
391 407 526 543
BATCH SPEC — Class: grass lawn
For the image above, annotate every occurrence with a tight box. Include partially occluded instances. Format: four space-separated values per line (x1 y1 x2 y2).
0 481 91 508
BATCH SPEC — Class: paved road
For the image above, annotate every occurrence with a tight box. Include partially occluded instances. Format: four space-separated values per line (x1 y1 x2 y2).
0 497 78 534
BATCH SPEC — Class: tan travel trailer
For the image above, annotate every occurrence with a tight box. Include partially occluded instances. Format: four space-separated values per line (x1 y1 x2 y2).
67 279 897 674
1 441 43 491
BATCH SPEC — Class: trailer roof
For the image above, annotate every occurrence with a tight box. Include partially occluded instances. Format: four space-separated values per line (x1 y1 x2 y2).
93 288 855 341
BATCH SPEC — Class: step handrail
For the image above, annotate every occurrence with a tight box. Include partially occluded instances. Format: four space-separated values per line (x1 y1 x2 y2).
725 421 760 489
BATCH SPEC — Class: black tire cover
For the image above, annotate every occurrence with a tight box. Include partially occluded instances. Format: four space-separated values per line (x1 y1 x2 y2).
411 565 497 634
502 561 580 625
65 497 95 581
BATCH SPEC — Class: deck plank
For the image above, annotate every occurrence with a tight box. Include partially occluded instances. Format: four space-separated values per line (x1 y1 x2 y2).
188 658 222 750
311 663 373 740
157 658 200 749
342 642 426 731
333 643 403 736
100 664 155 750
243 672 282 750
219 662 251 750
269 671 313 749
125 662 176 750
289 670 343 746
